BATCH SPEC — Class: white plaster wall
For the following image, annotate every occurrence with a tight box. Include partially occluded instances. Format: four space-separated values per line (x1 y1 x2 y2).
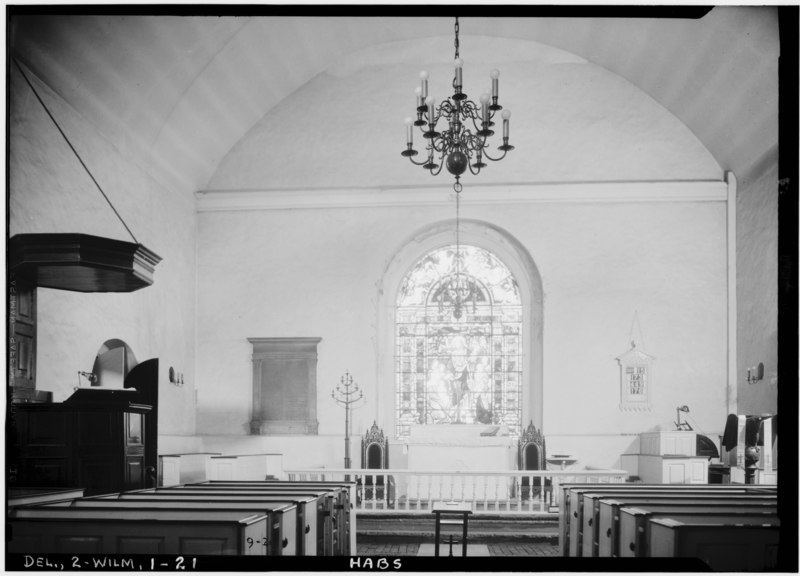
195 198 728 470
207 37 721 191
194 39 730 470
9 66 197 436
735 162 779 415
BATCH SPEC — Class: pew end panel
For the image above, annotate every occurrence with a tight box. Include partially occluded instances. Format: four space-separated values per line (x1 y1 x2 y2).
8 509 271 556
619 508 779 559
647 518 780 571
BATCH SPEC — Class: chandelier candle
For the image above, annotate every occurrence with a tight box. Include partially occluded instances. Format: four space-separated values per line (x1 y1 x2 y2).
401 17 513 193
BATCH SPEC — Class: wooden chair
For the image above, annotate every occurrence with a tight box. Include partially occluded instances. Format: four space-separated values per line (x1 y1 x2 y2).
360 421 394 507
518 421 547 500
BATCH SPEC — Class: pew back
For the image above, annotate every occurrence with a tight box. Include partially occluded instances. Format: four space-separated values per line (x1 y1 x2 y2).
8 506 274 556
44 497 312 556
596 496 777 558
558 483 772 555
618 507 779 559
579 489 776 557
99 491 330 555
183 482 354 555
566 487 776 557
647 517 780 571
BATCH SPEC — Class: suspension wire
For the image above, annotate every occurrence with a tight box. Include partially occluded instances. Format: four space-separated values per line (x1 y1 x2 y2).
455 187 462 276
12 57 139 244
628 310 645 350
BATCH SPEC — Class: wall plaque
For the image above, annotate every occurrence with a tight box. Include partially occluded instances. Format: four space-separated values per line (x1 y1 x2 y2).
616 342 654 412
249 337 321 435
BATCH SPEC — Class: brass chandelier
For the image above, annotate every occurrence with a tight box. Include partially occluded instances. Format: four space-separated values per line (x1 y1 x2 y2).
401 17 514 194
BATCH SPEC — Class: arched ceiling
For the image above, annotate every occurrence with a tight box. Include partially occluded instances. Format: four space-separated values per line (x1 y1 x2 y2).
9 8 779 196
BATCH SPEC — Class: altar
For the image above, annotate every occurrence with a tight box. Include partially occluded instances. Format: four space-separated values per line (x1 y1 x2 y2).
406 424 516 500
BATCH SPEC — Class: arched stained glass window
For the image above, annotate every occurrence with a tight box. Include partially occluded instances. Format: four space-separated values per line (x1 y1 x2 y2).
395 245 523 440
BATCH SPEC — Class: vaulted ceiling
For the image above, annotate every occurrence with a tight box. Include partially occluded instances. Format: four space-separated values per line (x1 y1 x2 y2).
9 7 779 196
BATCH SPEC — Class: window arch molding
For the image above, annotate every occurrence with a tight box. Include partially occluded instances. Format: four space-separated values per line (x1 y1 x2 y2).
375 218 543 442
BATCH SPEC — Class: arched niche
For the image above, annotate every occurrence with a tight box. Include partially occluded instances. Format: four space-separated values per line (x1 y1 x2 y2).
376 219 543 441
91 339 138 388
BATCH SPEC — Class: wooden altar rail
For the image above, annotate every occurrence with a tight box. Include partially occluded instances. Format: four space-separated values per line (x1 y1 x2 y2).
286 468 629 515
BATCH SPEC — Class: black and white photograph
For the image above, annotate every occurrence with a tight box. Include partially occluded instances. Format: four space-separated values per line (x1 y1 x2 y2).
5 4 797 572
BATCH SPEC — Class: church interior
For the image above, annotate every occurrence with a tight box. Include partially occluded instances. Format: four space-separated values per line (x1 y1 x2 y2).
5 6 797 568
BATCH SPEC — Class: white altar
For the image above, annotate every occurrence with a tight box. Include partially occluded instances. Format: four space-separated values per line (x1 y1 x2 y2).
405 424 516 500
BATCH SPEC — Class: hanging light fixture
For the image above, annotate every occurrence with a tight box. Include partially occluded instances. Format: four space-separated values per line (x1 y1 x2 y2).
433 190 480 320
401 17 513 194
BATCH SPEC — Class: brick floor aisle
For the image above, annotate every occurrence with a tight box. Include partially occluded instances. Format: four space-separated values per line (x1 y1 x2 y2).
356 540 559 557
487 542 559 556
356 542 423 556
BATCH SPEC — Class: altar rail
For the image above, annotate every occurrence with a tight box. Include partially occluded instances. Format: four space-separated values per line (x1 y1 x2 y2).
286 468 629 515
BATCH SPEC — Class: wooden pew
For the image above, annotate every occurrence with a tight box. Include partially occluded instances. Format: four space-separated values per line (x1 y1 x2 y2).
159 452 220 486
187 480 356 556
8 506 280 556
648 517 780 571
618 506 779 559
198 480 356 542
8 487 85 507
578 487 776 557
206 454 284 481
559 484 776 557
151 485 342 555
46 496 312 556
95 489 327 556
101 487 336 556
598 498 779 558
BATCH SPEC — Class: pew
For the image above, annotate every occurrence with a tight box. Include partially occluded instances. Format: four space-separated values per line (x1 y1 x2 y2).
187 480 356 555
98 488 335 556
205 454 284 481
598 498 779 558
145 485 344 555
647 517 780 571
159 452 220 486
560 484 776 557
578 487 776 557
45 496 313 556
8 506 282 556
8 487 85 507
557 482 763 555
618 506 779 559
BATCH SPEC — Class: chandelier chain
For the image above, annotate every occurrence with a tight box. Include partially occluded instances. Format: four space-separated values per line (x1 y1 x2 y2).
454 17 460 59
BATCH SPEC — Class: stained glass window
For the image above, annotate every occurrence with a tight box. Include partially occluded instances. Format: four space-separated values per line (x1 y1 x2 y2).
395 245 523 440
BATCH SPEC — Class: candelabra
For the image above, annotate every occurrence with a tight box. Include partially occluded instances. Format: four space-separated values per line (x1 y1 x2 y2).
331 371 364 470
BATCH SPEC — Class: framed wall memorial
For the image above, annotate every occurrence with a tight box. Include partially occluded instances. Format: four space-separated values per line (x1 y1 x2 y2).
249 337 320 435
616 342 654 412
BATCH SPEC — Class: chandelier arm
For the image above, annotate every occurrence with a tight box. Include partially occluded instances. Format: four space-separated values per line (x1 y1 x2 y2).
460 100 480 120
429 152 446 176
440 100 456 116
469 116 486 134
467 161 482 176
407 154 431 167
481 147 509 163
430 137 447 153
